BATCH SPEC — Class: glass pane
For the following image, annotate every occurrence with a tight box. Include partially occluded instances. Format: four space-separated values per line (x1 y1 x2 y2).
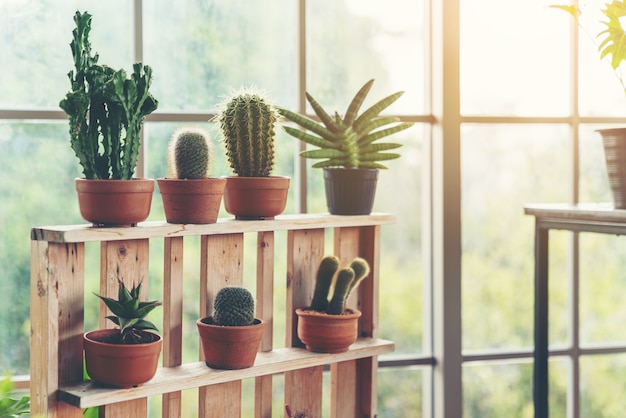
0 121 83 374
461 124 570 351
306 0 425 115
460 0 570 116
580 234 626 346
579 125 614 204
143 0 298 113
581 354 626 418
377 125 423 355
378 367 423 417
0 1 132 109
463 362 533 418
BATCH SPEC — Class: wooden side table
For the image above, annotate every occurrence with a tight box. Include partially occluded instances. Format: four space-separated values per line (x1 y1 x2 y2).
525 203 626 418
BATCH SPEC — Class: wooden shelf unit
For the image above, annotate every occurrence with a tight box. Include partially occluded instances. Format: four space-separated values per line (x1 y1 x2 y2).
30 213 395 418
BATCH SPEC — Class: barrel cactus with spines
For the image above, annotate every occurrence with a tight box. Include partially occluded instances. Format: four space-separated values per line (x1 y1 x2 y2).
167 127 213 179
213 287 256 326
217 88 279 177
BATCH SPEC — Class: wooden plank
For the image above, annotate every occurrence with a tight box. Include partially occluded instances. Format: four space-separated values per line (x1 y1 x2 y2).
58 339 395 408
255 231 274 418
356 225 382 416
99 240 150 417
30 241 84 418
31 213 396 243
285 229 325 417
162 236 184 418
199 234 244 418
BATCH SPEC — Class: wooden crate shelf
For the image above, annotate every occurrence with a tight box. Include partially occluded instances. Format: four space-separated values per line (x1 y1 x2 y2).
59 338 394 409
30 213 395 417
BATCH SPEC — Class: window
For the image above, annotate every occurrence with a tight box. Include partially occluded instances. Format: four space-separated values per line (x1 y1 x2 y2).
3 0 624 416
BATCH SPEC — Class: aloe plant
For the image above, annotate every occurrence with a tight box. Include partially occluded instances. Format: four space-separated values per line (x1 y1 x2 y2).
59 11 158 180
95 280 162 344
551 1 626 93
278 79 413 169
216 88 279 177
309 256 370 315
167 127 213 179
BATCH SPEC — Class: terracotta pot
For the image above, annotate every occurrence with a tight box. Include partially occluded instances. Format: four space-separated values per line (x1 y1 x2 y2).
196 317 265 369
223 176 290 220
295 308 362 353
157 178 226 224
323 168 378 215
75 178 154 226
597 128 626 209
83 329 162 388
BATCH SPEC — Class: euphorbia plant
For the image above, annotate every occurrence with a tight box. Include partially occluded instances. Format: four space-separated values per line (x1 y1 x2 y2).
60 10 158 180
95 280 162 344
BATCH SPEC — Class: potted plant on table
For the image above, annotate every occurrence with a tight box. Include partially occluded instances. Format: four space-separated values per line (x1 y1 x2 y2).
215 88 290 220
551 1 626 208
196 286 266 369
295 255 370 353
59 11 159 226
83 280 162 388
278 79 413 215
157 127 226 224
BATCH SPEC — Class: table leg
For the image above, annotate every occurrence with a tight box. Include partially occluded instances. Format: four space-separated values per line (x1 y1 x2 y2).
534 223 549 418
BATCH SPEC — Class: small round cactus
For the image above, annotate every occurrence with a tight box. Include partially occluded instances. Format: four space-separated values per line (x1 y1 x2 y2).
167 127 213 179
213 287 256 326
216 88 279 177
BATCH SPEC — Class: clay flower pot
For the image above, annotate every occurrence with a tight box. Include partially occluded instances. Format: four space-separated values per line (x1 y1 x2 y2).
83 329 162 388
223 176 290 220
157 178 226 224
75 178 154 227
196 317 265 369
295 307 362 353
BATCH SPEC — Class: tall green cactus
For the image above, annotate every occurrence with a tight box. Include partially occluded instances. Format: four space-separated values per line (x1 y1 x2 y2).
59 11 158 180
217 89 279 177
213 287 256 326
309 256 370 315
167 127 213 179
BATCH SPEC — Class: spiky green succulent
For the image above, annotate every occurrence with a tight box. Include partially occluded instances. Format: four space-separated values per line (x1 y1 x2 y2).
59 11 158 180
309 256 370 315
167 127 213 179
213 287 256 326
95 280 162 344
216 89 279 177
278 79 413 169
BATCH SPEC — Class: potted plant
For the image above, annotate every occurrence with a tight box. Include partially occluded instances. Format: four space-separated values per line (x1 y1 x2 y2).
196 286 265 369
278 79 413 215
59 11 159 226
157 127 226 224
552 1 626 208
83 280 162 388
295 255 370 353
215 88 290 219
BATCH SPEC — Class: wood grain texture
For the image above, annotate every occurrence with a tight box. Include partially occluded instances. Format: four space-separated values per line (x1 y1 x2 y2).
32 214 395 417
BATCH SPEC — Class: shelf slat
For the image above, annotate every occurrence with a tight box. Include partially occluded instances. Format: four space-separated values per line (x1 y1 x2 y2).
58 338 394 409
31 213 396 243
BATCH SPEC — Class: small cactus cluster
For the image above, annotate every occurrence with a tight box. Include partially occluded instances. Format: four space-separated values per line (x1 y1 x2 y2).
310 255 370 315
216 88 279 177
213 287 256 326
167 127 213 179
